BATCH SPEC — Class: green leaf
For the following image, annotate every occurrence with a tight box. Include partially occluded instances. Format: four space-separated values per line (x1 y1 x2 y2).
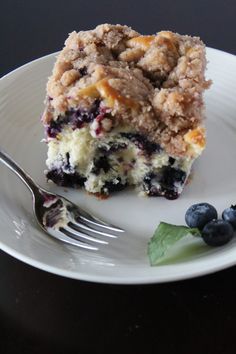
148 222 201 266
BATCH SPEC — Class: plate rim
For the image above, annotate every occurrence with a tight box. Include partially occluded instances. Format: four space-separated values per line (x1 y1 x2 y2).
1 239 236 284
1 47 236 284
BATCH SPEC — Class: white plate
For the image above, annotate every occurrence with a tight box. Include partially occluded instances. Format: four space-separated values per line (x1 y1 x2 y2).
1 48 236 284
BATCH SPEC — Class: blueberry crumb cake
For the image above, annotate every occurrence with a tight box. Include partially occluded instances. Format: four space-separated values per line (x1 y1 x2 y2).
41 24 211 199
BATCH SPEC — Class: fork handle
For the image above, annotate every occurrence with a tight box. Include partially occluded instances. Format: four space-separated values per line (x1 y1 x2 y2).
0 149 40 196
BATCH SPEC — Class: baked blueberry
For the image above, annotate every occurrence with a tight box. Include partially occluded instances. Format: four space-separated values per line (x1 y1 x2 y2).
202 220 234 246
98 142 127 154
46 120 63 138
46 169 86 187
164 190 179 200
160 166 186 191
168 157 175 166
46 100 101 135
185 203 217 230
143 173 161 196
92 156 110 175
70 99 101 129
121 133 161 155
143 167 186 199
222 205 236 229
102 178 126 194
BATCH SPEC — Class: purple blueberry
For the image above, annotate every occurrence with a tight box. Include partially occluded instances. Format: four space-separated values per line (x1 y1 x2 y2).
47 169 86 187
91 156 110 175
168 157 175 165
98 142 127 154
102 178 126 194
46 100 101 137
46 120 62 138
185 203 217 230
202 220 234 246
222 205 236 230
121 133 161 154
70 99 101 129
160 166 186 191
143 167 185 199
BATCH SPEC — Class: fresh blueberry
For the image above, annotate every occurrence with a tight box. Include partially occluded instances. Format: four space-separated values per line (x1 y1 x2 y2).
202 220 234 246
222 205 236 229
185 203 217 230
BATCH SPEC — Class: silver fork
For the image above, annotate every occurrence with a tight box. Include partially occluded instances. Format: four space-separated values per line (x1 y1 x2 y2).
0 149 124 250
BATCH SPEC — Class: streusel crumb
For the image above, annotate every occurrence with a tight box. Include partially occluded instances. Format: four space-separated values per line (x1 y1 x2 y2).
43 24 211 157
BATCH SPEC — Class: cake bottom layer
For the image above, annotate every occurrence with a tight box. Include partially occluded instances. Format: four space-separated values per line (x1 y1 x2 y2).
46 127 194 199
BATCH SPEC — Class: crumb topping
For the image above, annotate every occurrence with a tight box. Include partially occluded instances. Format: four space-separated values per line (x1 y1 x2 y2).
42 24 211 157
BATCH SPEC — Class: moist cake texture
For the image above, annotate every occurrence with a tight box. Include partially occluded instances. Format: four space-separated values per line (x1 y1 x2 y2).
42 24 211 198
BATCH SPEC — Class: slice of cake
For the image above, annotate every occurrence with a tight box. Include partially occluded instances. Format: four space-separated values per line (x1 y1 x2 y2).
41 24 211 199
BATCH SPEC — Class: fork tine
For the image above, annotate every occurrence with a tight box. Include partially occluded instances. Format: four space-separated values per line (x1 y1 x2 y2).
69 219 118 238
48 227 98 250
67 203 125 232
59 227 100 250
67 223 109 244
79 215 125 233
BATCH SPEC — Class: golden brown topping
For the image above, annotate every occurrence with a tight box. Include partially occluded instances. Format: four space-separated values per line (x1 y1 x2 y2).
96 79 139 109
127 33 178 55
127 35 155 50
158 31 177 41
184 127 206 148
77 79 139 109
184 127 206 157
76 82 100 99
118 47 144 62
155 35 178 56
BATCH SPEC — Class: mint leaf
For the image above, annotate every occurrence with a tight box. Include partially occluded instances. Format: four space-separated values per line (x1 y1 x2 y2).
148 222 201 266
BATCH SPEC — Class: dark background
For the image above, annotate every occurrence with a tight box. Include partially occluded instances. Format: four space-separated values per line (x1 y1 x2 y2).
1 0 236 353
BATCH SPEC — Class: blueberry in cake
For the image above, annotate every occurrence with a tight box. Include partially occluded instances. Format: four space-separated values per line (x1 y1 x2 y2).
41 24 211 199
